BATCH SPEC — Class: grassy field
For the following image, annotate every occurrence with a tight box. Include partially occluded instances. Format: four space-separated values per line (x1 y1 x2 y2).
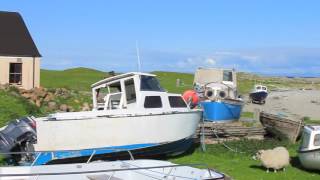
170 140 320 180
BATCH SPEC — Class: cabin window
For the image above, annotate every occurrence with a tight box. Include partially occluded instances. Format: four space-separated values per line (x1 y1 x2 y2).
96 88 109 103
125 78 136 104
9 63 22 85
140 76 164 92
169 96 187 108
223 70 233 82
262 87 267 90
314 134 320 146
144 96 162 108
257 86 261 90
300 132 310 149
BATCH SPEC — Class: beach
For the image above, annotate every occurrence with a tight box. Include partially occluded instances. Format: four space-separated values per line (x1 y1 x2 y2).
243 89 320 120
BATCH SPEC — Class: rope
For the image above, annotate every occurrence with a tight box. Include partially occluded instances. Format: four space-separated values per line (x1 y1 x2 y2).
212 129 245 154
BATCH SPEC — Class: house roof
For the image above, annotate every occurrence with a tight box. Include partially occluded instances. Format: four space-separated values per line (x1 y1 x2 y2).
0 11 41 57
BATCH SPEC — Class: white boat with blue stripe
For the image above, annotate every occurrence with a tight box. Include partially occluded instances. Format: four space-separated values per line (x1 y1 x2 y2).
6 72 201 165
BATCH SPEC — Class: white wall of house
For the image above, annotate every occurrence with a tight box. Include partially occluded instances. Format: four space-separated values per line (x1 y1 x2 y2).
0 56 40 90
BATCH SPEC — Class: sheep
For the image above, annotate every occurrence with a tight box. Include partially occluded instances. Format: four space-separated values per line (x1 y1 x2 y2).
255 146 290 173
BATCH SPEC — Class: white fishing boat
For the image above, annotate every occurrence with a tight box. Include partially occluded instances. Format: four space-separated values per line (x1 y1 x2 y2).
0 72 202 165
298 125 320 170
249 85 268 104
0 159 225 180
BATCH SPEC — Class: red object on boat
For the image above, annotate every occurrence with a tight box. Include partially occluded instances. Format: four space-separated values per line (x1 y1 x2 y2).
182 90 199 106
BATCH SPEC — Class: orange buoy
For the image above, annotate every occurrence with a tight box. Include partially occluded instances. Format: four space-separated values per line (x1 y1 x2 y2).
182 90 199 106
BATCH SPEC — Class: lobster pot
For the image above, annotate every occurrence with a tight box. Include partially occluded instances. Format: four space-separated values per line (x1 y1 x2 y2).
200 101 243 122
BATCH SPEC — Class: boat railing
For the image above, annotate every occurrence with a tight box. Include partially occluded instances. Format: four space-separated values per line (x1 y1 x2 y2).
0 147 135 166
0 162 220 179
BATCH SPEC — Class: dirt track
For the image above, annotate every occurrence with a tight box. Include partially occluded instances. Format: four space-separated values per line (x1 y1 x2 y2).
243 90 320 120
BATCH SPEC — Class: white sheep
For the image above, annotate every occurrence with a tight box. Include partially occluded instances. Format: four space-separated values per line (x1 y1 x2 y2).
255 146 290 173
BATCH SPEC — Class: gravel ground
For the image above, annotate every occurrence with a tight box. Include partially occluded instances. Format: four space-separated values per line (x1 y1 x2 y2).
243 89 320 120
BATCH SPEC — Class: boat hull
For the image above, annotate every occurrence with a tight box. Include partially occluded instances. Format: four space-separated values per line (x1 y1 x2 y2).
298 148 320 170
33 110 202 165
249 91 268 103
259 112 303 143
200 100 243 122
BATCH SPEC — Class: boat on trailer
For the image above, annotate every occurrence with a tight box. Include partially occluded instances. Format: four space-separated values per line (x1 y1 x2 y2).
192 68 243 123
0 72 202 165
0 158 225 180
298 125 320 170
249 85 268 104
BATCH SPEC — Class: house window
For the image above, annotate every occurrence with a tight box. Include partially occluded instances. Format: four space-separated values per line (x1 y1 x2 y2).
9 63 22 85
223 70 233 82
169 96 187 108
144 96 162 108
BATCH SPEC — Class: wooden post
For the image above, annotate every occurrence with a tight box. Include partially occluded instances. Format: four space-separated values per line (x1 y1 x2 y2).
176 78 180 87
254 108 260 122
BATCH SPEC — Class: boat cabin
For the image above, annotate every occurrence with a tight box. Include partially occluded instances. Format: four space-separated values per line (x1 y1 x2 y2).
193 68 237 87
300 125 320 152
253 85 267 92
91 72 188 111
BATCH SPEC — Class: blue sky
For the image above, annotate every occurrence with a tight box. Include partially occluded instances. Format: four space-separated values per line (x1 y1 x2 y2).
2 1 320 76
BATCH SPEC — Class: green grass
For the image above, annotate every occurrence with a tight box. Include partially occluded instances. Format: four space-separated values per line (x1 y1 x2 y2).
170 139 320 180
41 67 107 91
0 88 42 126
241 111 254 119
152 71 194 94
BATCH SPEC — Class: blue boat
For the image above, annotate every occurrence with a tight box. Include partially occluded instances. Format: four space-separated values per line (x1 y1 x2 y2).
193 68 244 122
200 100 243 122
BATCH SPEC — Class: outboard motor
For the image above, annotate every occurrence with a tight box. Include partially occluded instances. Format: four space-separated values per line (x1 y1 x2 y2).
0 117 36 162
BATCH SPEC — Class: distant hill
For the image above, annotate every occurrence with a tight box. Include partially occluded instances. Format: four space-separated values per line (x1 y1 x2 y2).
40 67 320 94
41 67 107 91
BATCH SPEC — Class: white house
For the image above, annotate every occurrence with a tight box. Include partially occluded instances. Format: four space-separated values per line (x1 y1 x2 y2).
0 11 41 90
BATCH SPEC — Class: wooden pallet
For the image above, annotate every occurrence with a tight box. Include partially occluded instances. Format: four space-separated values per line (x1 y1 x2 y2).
196 121 266 143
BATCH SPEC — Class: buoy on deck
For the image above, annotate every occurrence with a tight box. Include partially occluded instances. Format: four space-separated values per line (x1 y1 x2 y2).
183 90 199 108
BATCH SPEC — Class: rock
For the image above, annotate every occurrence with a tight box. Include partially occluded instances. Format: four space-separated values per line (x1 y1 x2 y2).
59 104 68 112
82 102 90 111
55 88 71 99
74 99 80 103
44 93 54 102
311 100 318 104
21 93 32 99
273 96 280 100
68 106 74 112
35 99 41 107
48 101 57 110
30 94 38 101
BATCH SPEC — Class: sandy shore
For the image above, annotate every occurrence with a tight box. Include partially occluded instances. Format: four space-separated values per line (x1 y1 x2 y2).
243 89 320 120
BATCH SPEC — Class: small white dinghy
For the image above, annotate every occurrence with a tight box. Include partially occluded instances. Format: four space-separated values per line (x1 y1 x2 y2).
0 159 225 180
298 125 320 170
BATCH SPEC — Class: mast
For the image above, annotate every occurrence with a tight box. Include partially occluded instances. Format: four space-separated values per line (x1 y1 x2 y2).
136 41 141 72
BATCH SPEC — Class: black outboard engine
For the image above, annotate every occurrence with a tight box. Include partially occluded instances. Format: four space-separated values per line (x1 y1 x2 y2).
0 117 37 162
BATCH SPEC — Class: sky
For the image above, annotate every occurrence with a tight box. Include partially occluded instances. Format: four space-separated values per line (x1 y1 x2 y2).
2 0 320 76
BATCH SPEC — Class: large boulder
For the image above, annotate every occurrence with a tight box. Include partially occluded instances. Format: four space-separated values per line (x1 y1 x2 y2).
59 104 68 112
48 101 57 111
82 102 90 111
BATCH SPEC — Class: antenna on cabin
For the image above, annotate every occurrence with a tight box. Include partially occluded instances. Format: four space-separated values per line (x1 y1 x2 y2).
136 41 141 72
